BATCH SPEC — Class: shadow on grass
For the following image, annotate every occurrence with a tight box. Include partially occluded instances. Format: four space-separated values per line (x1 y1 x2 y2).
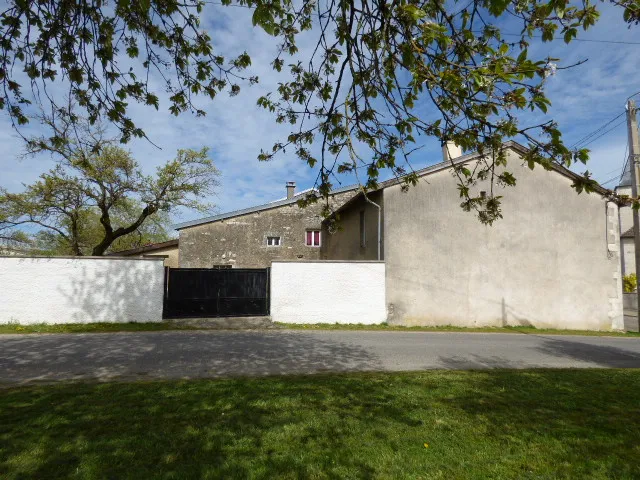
1 370 640 479
441 369 640 479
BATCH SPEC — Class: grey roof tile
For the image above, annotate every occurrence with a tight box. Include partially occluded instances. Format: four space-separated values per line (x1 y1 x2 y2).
173 183 357 230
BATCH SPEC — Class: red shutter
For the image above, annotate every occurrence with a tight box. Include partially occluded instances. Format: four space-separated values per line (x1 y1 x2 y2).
314 231 320 246
306 231 312 245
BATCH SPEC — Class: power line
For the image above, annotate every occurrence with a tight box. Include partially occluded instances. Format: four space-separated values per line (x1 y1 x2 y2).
499 33 640 45
580 118 627 148
620 142 630 184
593 143 629 187
201 1 254 8
571 111 625 149
190 9 640 43
601 174 624 186
600 164 626 178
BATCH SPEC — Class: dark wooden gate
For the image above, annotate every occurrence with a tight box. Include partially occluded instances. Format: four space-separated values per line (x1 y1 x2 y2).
163 268 270 318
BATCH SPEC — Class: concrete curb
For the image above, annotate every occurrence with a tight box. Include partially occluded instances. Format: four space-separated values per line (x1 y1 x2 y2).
168 316 277 329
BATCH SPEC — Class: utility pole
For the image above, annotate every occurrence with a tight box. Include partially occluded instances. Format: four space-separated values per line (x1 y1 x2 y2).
627 99 640 331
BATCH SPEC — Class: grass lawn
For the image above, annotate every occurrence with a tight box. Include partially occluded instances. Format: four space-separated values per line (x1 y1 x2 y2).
277 322 640 337
1 321 639 337
2 370 640 479
0 322 202 335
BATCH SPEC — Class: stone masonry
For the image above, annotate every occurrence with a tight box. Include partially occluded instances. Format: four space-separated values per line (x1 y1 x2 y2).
178 189 355 268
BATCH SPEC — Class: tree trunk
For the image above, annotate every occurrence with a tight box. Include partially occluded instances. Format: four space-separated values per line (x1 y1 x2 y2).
91 205 156 255
91 234 113 256
70 216 83 256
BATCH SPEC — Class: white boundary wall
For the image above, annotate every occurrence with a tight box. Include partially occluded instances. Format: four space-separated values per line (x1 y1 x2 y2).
0 256 165 324
271 261 386 324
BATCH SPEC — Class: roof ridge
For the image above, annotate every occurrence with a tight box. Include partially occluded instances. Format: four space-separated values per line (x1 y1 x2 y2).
108 238 179 256
173 183 358 230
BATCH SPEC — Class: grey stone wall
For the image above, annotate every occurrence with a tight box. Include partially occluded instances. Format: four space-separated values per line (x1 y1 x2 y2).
120 245 179 268
624 292 637 310
321 190 384 261
179 191 354 268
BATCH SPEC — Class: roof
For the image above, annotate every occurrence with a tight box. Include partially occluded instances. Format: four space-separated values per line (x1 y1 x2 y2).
622 227 635 238
173 183 357 230
330 141 613 215
270 187 315 203
108 239 179 256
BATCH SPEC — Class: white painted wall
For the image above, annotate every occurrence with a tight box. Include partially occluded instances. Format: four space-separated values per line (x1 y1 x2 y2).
383 150 624 331
271 261 386 324
0 257 165 324
622 238 636 277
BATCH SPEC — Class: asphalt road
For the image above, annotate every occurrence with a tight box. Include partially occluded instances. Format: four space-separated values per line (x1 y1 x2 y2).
2 330 640 384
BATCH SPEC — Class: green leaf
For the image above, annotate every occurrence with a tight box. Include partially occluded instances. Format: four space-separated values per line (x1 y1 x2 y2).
517 49 528 63
402 4 427 21
563 28 577 44
486 0 510 16
252 4 275 34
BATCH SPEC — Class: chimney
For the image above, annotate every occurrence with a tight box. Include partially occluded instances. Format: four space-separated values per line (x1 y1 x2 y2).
442 141 462 162
286 181 296 199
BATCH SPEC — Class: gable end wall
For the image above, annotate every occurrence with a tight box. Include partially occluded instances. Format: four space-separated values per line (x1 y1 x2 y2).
179 191 354 268
383 149 623 330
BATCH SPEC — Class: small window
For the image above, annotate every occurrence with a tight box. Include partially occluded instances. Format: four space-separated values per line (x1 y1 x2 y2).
359 210 366 248
266 236 281 246
306 230 321 247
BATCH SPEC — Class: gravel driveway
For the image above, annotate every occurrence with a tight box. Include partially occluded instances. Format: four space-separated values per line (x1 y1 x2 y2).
2 330 640 384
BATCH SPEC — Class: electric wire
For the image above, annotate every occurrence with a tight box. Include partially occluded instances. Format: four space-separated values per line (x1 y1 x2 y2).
619 142 630 184
579 118 627 148
571 112 626 149
499 33 640 45
601 176 622 186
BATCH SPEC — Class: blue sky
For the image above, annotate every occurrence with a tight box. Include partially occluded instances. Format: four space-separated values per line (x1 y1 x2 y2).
0 2 638 228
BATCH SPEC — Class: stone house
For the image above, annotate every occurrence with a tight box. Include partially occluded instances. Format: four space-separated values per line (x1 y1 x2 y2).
321 141 624 331
175 182 357 268
620 226 635 277
109 239 179 267
615 172 635 277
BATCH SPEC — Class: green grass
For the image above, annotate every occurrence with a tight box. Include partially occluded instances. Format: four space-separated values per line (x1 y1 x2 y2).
278 322 640 337
2 370 640 479
2 321 639 336
0 322 201 335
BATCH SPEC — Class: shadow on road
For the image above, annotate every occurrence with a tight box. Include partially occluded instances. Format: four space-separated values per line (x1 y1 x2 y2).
533 336 640 368
436 335 640 370
0 331 383 384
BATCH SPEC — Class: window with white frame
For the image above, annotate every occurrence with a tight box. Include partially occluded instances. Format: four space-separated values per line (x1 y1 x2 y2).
306 230 321 247
266 236 281 246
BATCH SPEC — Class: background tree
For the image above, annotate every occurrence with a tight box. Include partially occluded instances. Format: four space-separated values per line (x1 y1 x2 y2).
32 200 174 256
0 144 220 256
0 223 32 251
1 0 639 222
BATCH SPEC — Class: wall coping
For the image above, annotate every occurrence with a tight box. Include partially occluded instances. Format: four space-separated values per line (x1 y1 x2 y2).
271 260 385 264
0 255 165 261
